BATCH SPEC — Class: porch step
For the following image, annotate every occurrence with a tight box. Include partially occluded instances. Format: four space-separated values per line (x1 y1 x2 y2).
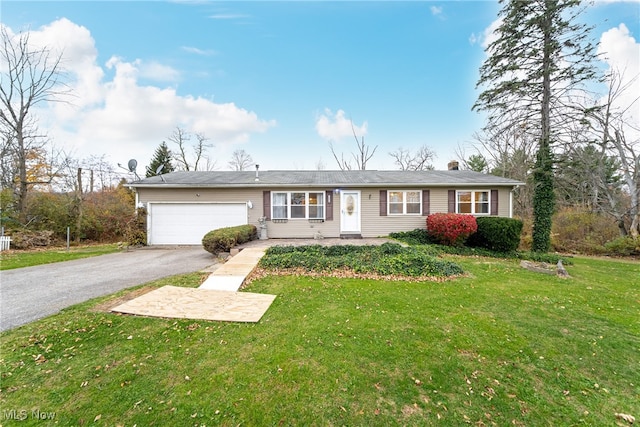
340 234 363 239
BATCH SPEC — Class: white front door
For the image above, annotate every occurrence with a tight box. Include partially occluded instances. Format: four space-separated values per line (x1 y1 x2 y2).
340 191 361 234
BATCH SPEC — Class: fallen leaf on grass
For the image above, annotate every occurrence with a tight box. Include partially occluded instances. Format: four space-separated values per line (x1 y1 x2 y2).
94 414 101 422
615 413 635 424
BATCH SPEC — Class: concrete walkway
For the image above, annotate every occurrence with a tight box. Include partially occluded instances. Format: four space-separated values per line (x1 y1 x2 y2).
199 247 266 291
111 238 396 323
112 247 272 323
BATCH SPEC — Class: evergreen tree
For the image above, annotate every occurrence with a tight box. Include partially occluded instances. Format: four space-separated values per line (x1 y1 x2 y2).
473 0 599 252
146 142 175 177
466 154 489 173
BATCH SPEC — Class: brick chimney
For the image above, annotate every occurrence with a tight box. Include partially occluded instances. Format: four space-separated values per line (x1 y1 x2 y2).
447 160 459 171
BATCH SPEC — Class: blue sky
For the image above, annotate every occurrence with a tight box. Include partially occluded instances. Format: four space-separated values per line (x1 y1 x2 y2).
2 1 639 174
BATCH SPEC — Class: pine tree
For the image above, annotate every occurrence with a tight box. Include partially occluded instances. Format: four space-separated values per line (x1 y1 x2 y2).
473 0 599 252
146 142 175 177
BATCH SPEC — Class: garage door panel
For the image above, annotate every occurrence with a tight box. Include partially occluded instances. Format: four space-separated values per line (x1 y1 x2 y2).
149 203 247 245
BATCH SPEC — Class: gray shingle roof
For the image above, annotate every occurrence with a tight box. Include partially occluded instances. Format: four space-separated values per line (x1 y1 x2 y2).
128 170 524 188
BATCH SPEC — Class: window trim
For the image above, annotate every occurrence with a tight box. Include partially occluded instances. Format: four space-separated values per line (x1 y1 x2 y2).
271 191 325 220
456 190 491 215
387 190 422 216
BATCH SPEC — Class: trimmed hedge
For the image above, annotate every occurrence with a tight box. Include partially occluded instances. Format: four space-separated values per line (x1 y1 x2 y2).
468 217 523 252
259 243 464 278
202 224 257 255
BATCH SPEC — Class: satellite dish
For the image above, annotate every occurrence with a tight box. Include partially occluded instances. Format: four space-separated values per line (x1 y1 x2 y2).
127 159 138 172
156 164 166 182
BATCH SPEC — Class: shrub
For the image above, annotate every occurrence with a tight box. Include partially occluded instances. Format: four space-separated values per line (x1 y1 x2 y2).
9 230 55 249
551 208 620 254
426 213 477 246
125 208 147 247
260 244 463 278
202 224 257 255
604 236 640 257
389 228 434 245
469 217 523 252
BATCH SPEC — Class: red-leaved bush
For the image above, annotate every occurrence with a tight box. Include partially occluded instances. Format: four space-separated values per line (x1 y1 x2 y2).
427 213 478 246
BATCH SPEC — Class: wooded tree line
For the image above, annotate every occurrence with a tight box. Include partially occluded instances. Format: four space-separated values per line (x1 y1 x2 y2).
465 0 638 251
1 2 638 253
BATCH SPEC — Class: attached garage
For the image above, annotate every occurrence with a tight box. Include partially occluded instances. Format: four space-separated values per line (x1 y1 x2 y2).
148 203 248 245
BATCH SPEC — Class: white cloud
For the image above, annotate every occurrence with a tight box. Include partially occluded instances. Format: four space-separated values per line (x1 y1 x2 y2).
8 18 275 170
181 46 217 56
315 109 368 141
597 23 640 127
598 23 640 74
469 17 501 49
136 60 181 82
482 18 502 50
208 14 250 20
430 6 443 16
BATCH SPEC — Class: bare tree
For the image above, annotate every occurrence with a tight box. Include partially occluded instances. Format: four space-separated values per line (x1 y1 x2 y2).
389 144 436 170
465 121 537 218
0 26 71 221
329 120 377 170
82 155 120 191
582 69 640 237
168 126 214 171
228 149 254 171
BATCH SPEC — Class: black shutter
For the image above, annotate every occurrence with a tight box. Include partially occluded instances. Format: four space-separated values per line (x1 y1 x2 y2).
491 189 498 216
379 190 387 216
263 191 271 220
422 190 430 216
325 190 333 221
448 190 456 213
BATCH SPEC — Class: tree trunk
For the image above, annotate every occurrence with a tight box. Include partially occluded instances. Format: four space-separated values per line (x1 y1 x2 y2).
532 1 555 252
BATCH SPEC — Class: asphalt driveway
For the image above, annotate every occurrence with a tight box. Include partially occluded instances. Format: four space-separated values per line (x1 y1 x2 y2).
0 246 215 332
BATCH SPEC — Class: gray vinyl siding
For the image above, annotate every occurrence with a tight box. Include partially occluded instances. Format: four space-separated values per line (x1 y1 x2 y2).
359 189 425 237
135 186 514 240
497 188 512 217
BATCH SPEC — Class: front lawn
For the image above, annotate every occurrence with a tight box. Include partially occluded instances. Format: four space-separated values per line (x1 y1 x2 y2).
0 255 637 426
0 243 122 270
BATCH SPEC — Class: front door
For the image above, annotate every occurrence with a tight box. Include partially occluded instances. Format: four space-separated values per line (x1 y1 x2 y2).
340 190 361 234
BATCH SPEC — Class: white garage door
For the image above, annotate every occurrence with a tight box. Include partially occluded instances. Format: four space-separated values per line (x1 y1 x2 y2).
149 203 247 245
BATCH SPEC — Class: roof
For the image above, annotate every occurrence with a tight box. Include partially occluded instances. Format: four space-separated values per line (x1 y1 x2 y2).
128 170 524 189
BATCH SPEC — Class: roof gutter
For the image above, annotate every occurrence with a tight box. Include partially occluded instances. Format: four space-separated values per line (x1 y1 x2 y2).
127 181 526 189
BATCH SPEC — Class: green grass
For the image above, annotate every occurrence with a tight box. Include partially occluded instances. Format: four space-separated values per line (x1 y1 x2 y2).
0 244 122 270
0 256 638 426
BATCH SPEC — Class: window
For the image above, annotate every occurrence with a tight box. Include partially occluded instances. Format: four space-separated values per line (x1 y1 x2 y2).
457 190 489 215
388 190 422 215
272 191 325 220
308 192 324 219
272 192 288 219
291 192 305 218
